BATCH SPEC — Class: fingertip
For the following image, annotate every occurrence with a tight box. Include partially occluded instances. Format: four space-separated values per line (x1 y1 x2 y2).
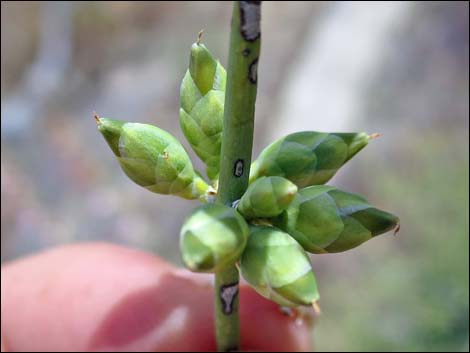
2 243 313 352
240 286 313 351
89 270 216 351
1 243 176 351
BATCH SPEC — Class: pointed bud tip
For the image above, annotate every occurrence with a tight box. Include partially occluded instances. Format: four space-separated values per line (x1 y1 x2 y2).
312 301 321 316
393 223 401 236
369 132 383 140
197 29 204 45
93 112 102 125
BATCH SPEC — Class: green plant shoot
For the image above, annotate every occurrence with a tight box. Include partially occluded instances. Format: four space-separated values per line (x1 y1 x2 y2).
95 1 399 350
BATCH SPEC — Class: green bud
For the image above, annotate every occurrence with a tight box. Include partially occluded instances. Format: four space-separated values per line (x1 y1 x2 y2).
237 176 297 220
240 226 320 307
250 131 373 187
96 116 209 200
180 40 226 181
189 42 219 95
274 186 400 253
180 204 249 273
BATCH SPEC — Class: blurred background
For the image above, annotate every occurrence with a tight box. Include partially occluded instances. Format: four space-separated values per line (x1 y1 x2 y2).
1 1 468 351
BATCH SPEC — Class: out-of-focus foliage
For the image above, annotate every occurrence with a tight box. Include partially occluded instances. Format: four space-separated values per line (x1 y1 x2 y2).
1 1 468 351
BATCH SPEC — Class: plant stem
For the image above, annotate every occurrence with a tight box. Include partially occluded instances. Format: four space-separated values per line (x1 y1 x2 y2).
215 1 261 351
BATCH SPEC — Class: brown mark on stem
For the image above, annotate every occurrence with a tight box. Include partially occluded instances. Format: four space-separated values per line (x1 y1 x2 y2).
239 1 261 42
220 282 239 315
249 58 258 84
234 159 244 177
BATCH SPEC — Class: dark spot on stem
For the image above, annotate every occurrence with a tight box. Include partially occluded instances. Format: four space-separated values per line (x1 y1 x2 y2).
249 59 258 84
242 48 251 56
239 1 261 42
234 159 244 177
220 282 239 315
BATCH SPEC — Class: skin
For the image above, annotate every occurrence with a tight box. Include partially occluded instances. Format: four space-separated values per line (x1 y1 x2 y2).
1 243 312 352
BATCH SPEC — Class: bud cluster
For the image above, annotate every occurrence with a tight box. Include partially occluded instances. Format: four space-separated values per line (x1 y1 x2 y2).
97 36 399 309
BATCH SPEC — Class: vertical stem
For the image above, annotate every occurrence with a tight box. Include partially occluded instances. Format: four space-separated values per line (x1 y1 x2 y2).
215 1 261 351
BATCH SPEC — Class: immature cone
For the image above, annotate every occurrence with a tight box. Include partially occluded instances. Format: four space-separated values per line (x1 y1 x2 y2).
274 185 400 253
250 131 372 187
180 39 226 181
237 176 298 220
180 204 249 273
96 117 209 200
240 226 320 307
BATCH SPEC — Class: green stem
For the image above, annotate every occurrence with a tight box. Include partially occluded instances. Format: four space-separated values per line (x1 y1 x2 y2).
215 1 261 351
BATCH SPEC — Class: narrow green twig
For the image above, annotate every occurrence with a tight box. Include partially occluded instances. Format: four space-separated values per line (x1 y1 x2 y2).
215 1 261 351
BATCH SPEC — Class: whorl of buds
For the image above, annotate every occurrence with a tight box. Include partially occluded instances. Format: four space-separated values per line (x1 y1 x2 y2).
240 226 320 307
96 32 399 313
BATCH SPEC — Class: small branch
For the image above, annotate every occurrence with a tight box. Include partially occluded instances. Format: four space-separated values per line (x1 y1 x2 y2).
215 1 261 351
